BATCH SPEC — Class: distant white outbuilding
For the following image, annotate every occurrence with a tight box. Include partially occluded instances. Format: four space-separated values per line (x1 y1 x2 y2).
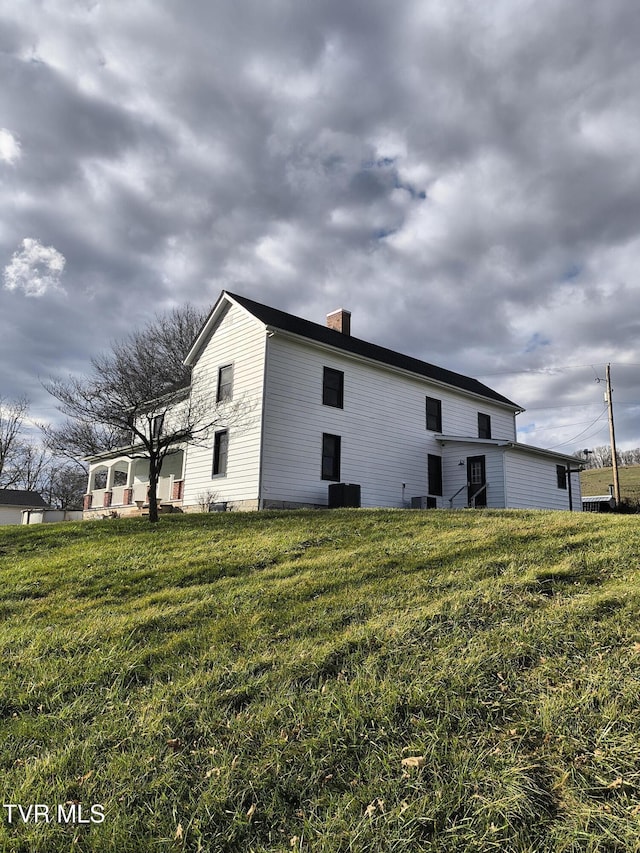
582 494 616 512
0 489 48 526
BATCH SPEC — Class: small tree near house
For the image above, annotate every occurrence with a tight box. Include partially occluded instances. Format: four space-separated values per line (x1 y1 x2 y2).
45 305 249 523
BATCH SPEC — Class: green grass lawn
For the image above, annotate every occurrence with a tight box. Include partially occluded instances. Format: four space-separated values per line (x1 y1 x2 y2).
1 509 640 852
581 465 640 506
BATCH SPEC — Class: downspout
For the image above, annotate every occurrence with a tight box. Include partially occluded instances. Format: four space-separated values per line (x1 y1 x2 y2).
503 449 509 509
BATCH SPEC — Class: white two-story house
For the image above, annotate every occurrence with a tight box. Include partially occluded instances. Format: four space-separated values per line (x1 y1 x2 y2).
84 291 582 515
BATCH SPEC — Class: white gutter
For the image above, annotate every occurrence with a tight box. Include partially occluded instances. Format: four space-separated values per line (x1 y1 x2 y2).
436 434 584 465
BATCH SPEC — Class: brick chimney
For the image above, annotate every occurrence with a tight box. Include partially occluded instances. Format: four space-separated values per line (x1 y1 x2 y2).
326 308 351 336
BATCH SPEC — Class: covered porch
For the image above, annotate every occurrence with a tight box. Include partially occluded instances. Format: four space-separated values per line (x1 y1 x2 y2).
84 448 185 513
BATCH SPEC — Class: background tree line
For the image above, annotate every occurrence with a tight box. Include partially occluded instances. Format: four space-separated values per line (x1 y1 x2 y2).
0 396 87 507
583 445 640 469
2 305 213 519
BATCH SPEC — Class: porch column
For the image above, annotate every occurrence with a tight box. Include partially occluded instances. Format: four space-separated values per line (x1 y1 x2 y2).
85 466 93 511
103 463 115 508
106 464 116 491
176 448 186 501
123 460 134 505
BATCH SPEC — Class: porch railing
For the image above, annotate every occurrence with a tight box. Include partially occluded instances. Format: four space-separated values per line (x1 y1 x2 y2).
448 484 467 508
469 484 487 508
111 485 126 506
88 475 184 508
448 483 488 508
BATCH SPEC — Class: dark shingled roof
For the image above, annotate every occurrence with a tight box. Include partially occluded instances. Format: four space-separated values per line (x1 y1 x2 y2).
228 292 520 409
0 489 47 507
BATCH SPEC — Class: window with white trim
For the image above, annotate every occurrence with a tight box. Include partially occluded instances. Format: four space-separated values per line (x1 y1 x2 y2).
322 367 344 408
321 433 341 481
212 430 229 477
217 365 233 402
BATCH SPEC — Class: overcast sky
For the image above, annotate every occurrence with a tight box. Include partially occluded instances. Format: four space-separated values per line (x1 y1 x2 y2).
2 0 640 454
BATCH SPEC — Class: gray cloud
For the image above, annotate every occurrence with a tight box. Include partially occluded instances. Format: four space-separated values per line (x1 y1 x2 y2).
1 0 640 452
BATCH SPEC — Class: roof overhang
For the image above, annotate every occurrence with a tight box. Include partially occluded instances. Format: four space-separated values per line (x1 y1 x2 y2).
435 434 585 466
0 502 47 510
85 442 186 464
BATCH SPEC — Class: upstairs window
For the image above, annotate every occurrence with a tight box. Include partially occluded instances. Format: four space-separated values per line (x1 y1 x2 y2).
321 433 341 481
217 364 233 402
152 414 164 439
212 430 229 477
426 397 442 432
323 367 344 408
478 412 492 439
556 465 567 489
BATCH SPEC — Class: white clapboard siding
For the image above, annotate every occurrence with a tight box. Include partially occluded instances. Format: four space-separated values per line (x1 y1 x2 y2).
440 443 506 509
504 450 582 510
260 334 518 508
182 302 266 505
0 507 24 526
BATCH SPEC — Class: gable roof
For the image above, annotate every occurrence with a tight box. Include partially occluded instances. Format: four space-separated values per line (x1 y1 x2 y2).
0 489 47 508
224 291 520 410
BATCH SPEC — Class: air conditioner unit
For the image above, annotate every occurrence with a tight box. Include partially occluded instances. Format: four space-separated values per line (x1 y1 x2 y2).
411 496 437 509
328 483 361 508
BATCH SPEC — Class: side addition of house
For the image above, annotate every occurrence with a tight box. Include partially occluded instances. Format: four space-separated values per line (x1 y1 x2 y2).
84 291 583 515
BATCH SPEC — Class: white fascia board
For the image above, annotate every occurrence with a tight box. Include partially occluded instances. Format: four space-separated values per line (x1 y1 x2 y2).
268 328 522 413
85 445 138 464
507 442 585 466
437 435 511 447
436 434 584 465
184 291 267 367
184 293 229 367
85 441 186 464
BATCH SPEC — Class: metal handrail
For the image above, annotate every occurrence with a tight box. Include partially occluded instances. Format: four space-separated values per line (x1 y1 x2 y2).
469 484 487 508
448 483 468 508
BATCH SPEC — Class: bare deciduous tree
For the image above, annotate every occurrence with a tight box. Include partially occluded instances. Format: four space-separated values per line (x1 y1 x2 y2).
1 397 97 507
45 304 248 522
583 445 640 470
0 396 29 487
39 462 87 509
41 420 129 464
12 442 50 492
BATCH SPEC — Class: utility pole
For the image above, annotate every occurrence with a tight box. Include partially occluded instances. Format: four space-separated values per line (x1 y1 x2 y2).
605 363 621 505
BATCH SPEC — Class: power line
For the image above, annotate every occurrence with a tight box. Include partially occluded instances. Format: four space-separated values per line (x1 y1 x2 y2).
525 402 604 411
546 406 608 449
524 401 640 411
475 361 640 378
522 417 610 432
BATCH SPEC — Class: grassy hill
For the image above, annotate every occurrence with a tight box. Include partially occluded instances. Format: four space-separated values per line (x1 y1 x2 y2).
581 465 640 506
1 509 640 852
